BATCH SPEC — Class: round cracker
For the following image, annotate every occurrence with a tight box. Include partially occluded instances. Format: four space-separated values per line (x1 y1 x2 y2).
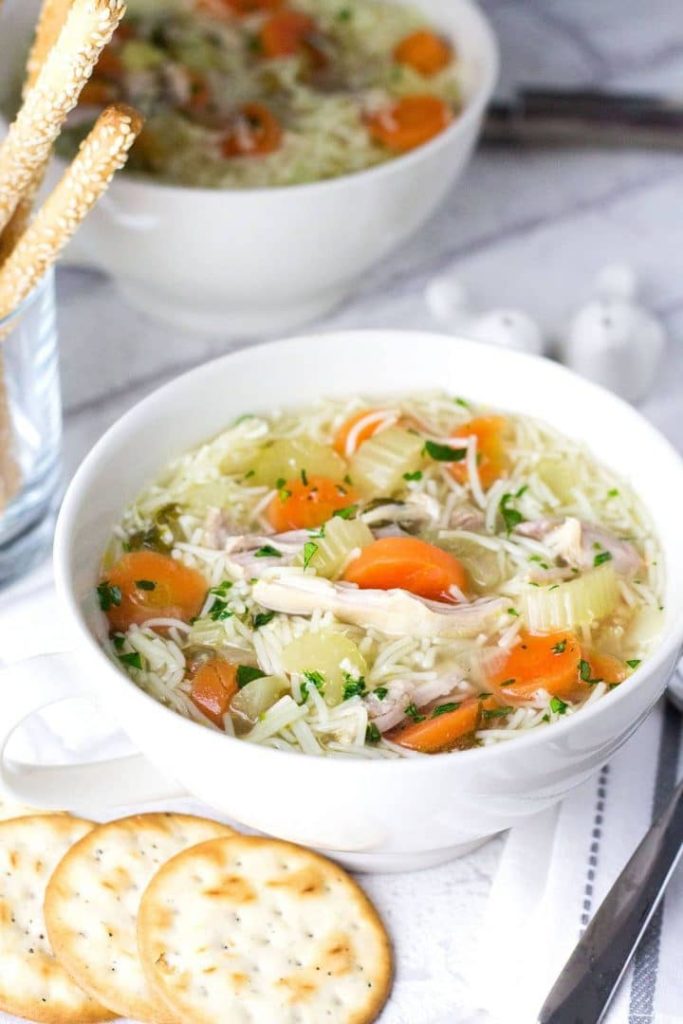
0 797 62 822
0 813 114 1024
138 836 393 1024
45 812 236 1023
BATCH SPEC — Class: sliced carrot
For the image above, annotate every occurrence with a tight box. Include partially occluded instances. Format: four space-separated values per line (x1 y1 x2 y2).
333 409 395 457
489 630 583 700
259 9 316 58
222 103 282 157
365 95 451 152
394 30 453 76
267 475 358 531
582 649 627 686
102 551 207 632
342 536 467 602
450 415 507 490
389 695 498 753
190 659 238 728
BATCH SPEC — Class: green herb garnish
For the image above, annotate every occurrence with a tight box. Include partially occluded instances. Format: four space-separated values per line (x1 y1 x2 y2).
403 470 423 481
550 696 568 715
342 674 366 700
423 440 467 463
135 579 156 591
507 607 519 617
112 634 125 651
482 706 513 720
236 665 265 689
96 582 122 612
431 702 460 717
366 723 381 743
626 659 641 670
118 651 142 670
404 702 425 723
594 550 613 567
255 545 282 558
302 541 318 568
300 670 325 702
300 468 309 486
500 493 524 533
373 686 388 700
333 505 357 520
252 611 275 629
578 659 602 685
552 640 567 654
607 488 619 498
209 599 232 622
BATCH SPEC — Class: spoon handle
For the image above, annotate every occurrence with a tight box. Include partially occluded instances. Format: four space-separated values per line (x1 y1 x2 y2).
539 776 683 1024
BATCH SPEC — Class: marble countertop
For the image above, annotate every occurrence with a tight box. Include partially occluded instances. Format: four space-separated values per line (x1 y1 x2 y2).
16 1 683 1018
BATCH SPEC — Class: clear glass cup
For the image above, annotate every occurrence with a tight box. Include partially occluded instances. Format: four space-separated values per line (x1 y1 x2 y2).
0 269 62 584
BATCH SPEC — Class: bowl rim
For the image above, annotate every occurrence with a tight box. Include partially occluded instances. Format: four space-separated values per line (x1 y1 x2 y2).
34 0 499 201
54 328 683 773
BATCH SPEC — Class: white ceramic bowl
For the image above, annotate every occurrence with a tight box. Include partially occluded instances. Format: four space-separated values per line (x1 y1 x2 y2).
2 330 683 873
0 0 498 337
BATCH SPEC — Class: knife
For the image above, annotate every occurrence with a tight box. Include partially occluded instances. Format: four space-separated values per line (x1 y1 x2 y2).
485 88 683 149
538 775 683 1024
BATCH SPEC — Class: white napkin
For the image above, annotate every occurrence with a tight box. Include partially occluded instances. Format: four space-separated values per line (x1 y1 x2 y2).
479 700 683 1023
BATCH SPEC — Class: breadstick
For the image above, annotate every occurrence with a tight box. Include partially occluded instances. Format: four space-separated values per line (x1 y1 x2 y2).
25 0 75 94
0 0 126 236
0 104 142 319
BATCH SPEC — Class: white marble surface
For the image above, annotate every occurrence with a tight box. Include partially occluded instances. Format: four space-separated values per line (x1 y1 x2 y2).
11 1 683 1019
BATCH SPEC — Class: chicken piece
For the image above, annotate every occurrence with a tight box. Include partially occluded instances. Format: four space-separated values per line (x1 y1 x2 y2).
252 571 507 639
516 517 641 576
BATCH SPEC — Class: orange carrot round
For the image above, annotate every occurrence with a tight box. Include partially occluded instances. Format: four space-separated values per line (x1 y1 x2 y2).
365 95 452 152
222 103 282 157
102 551 207 632
389 695 498 753
190 659 238 728
450 415 507 490
582 649 627 686
343 536 467 601
394 30 453 76
333 409 394 457
259 9 316 58
267 475 358 531
489 630 582 700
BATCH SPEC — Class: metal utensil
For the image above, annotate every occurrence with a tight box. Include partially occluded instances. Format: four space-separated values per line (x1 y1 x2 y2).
539 667 683 1024
485 88 683 150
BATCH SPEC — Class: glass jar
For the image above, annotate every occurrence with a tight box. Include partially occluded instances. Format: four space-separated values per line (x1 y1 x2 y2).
0 269 61 584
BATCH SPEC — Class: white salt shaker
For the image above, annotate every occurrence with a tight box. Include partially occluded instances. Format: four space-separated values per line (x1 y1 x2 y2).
426 274 546 356
560 264 666 403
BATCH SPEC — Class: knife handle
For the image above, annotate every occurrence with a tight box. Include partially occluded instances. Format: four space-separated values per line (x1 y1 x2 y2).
539 776 683 1024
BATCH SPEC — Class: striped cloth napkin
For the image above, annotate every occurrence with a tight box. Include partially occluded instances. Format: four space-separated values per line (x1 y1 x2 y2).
478 698 683 1024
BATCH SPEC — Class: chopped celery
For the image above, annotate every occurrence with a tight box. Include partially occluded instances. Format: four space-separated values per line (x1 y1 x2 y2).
521 564 619 631
251 439 346 487
536 458 578 505
231 675 289 723
281 629 367 706
350 427 423 496
295 515 373 578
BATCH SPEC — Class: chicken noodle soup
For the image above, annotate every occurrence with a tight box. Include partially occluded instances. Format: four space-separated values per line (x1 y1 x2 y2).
58 0 461 188
99 394 664 758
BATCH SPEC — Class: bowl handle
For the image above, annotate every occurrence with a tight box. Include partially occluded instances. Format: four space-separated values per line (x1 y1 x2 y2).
0 651 185 810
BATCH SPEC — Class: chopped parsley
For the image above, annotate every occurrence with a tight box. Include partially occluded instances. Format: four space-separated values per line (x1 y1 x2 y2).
500 678 516 688
243 469 255 480
499 492 524 533
403 470 423 482
275 477 291 501
423 440 467 463
236 665 265 689
366 723 381 744
112 634 126 651
404 702 425 723
209 580 232 597
431 702 460 717
254 545 282 558
333 505 357 520
300 671 325 702
552 640 567 654
626 659 642 670
607 488 620 498
302 541 318 568
209 599 232 621
96 582 121 612
594 550 613 567
455 397 470 408
118 651 142 670
342 675 366 700
373 686 388 700
252 611 275 629
550 696 568 715
135 579 156 591
529 555 550 569
300 468 309 486
578 659 601 685
482 706 513 720
343 474 353 486
507 607 520 617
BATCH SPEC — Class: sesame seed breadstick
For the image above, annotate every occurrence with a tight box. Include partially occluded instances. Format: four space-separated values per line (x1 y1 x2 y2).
25 0 75 94
0 0 126 237
0 104 142 319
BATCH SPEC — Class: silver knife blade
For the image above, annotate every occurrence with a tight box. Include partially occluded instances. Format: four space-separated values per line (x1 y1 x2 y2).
538 776 683 1024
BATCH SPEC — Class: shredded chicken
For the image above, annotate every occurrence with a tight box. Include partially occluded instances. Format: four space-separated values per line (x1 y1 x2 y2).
516 517 641 576
365 672 465 732
252 571 507 638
